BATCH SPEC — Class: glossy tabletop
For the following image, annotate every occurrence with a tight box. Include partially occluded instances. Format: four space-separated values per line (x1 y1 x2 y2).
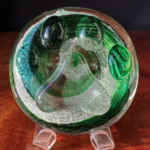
0 31 150 150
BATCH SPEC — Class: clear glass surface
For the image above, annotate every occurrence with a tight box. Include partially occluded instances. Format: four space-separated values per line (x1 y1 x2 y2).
9 7 138 134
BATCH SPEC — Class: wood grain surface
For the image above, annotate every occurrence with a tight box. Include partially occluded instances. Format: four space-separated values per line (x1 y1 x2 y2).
0 31 150 150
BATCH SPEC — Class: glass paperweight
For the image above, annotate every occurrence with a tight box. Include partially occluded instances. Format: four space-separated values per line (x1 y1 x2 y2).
9 7 138 150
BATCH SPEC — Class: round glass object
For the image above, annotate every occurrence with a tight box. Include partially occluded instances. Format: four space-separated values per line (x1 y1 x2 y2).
9 7 138 134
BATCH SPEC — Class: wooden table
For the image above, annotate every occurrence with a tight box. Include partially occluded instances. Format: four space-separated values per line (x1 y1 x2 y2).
0 31 150 150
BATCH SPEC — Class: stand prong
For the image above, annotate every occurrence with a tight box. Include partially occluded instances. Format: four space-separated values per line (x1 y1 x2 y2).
90 128 114 150
33 124 56 150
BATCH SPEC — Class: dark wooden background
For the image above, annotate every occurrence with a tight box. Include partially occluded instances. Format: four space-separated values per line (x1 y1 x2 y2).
0 31 150 150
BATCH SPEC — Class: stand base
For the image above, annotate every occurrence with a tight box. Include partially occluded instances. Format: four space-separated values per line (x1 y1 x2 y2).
33 125 114 150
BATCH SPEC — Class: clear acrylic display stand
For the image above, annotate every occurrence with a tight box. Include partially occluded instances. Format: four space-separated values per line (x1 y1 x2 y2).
33 124 115 150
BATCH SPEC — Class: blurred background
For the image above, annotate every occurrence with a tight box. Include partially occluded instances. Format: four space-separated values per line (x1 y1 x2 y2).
1 0 150 31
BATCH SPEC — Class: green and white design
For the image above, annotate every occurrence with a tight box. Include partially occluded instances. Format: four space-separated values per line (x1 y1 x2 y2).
9 8 138 133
